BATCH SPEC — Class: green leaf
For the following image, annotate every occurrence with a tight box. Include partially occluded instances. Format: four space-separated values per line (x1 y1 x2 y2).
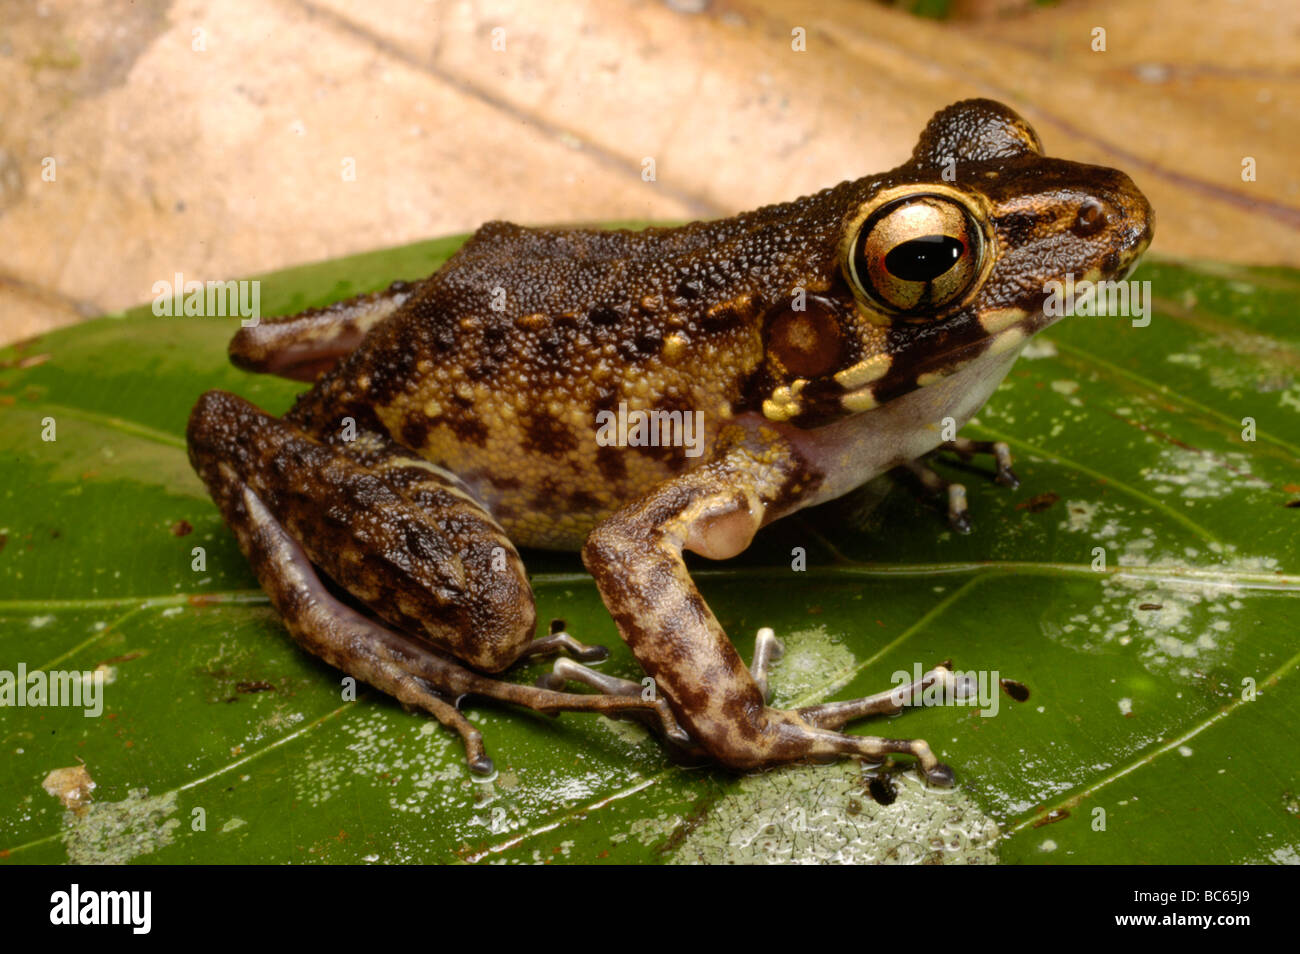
1 240 1297 865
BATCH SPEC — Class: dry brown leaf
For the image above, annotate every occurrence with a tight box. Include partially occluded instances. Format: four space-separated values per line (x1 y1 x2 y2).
0 0 1293 344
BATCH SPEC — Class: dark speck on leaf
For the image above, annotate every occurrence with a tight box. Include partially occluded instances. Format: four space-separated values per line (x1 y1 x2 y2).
1000 678 1030 702
170 520 194 537
1033 808 1070 828
1016 491 1060 513
866 774 897 806
101 651 144 665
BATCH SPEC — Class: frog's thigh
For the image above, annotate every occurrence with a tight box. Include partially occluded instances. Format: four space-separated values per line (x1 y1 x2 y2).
582 452 952 779
187 389 534 672
229 279 419 382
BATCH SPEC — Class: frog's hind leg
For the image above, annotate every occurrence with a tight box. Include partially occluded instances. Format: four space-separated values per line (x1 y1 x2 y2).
534 659 696 750
901 438 1018 533
536 625 785 744
345 458 611 666
539 628 781 699
187 390 689 772
204 476 500 769
229 279 419 382
188 390 541 674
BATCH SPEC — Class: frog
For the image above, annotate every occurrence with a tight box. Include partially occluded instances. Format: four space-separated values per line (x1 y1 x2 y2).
186 98 1152 784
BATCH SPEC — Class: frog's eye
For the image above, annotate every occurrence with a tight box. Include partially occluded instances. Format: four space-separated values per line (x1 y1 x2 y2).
846 194 985 317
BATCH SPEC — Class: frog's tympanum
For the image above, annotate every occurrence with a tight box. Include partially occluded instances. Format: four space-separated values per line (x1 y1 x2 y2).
188 99 1152 782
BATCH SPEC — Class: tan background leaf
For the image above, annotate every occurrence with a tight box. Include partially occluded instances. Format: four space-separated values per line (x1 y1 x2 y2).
0 0 1294 345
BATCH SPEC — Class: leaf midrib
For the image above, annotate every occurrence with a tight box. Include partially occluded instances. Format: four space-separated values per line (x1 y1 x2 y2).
7 559 1298 620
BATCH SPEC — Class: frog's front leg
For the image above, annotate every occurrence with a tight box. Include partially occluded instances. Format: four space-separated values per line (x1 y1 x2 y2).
581 445 954 784
903 438 1018 533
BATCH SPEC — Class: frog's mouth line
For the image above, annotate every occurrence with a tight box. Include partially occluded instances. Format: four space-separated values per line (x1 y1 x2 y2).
835 217 1154 417
841 247 1154 413
839 317 1032 412
1117 232 1153 281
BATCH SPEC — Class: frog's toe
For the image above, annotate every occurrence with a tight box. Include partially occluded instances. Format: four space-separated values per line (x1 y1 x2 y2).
716 709 955 784
228 278 419 382
819 728 954 786
940 437 1019 489
542 658 643 697
900 458 970 533
517 624 610 664
534 671 566 692
538 659 697 749
947 483 972 534
786 665 960 784
797 661 956 728
750 627 785 703
923 761 956 788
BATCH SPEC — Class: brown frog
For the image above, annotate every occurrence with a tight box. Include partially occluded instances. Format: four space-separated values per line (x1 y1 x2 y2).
187 99 1153 783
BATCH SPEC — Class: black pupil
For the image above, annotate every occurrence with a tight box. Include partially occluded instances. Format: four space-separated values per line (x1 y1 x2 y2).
884 235 964 282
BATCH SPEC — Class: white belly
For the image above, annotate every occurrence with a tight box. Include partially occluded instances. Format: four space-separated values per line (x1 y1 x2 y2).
780 346 1023 512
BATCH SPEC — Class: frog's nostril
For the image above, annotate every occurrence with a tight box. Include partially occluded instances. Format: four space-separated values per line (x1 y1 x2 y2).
1073 199 1107 237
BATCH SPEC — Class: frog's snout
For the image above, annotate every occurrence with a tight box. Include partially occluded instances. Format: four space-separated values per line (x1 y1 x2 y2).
1101 171 1155 275
1065 169 1153 282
